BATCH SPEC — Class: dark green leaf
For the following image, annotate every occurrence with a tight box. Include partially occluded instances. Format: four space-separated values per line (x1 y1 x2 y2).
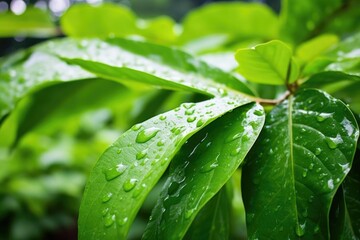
0 7 56 37
78 96 252 240
143 103 264 239
184 186 231 240
235 40 299 85
242 89 359 239
61 3 137 38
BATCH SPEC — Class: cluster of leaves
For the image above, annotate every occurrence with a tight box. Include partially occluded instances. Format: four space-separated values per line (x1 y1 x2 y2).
1 0 360 239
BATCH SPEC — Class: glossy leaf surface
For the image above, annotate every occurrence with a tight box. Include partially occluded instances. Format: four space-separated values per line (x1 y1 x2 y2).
242 89 359 239
235 40 299 85
143 103 264 239
78 96 252 240
184 186 231 240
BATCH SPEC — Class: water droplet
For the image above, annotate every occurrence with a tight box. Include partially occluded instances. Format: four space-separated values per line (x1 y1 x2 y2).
217 88 227 96
327 179 334 190
157 140 165 146
102 208 109 216
316 113 332 122
174 107 180 112
200 161 219 173
316 168 322 173
196 119 204 127
171 127 182 135
254 109 263 116
117 149 122 154
339 163 350 174
136 149 148 160
182 103 195 109
161 157 169 166
309 163 314 170
187 116 196 122
185 208 196 219
314 225 320 233
104 164 127 181
295 222 306 237
185 109 195 115
302 170 308 178
230 147 241 156
315 148 322 155
159 115 167 121
117 217 128 226
123 179 138 192
206 102 215 107
104 214 115 227
136 127 160 143
131 124 142 131
227 101 234 105
325 134 343 149
225 132 242 143
132 184 146 198
102 192 113 203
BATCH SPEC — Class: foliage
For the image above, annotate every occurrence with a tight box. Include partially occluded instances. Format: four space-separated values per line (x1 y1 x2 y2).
0 0 360 239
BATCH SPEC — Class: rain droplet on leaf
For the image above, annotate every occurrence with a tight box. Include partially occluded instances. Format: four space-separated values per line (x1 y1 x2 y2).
136 149 148 160
123 179 138 192
136 127 159 143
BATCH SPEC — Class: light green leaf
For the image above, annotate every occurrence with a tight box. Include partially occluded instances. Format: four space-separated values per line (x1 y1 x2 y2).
143 103 264 239
78 96 252 240
296 34 339 63
60 3 137 38
0 7 56 37
184 186 231 240
136 16 178 44
242 89 359 239
235 40 299 85
180 2 278 44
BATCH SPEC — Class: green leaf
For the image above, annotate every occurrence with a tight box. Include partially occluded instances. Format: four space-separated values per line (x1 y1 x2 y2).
235 40 299 85
279 0 360 45
180 2 278 44
44 37 254 96
143 103 264 239
137 16 178 44
60 3 137 38
296 34 339 63
78 96 252 240
242 89 359 239
0 7 56 37
184 186 231 240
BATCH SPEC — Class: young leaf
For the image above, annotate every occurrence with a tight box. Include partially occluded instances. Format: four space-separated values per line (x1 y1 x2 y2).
61 3 137 38
78 96 252 240
143 103 264 239
235 40 299 85
184 186 231 240
242 89 359 239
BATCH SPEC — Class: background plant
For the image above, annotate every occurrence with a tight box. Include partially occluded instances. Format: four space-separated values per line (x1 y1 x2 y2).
0 0 359 239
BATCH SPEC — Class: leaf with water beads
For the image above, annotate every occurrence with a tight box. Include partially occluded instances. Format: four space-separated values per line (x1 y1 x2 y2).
143 103 264 239
78 95 251 240
242 89 359 239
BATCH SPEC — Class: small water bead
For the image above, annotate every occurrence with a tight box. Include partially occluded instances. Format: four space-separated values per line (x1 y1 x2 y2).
225 132 242 143
309 163 314 170
327 179 334 190
325 134 343 149
136 127 160 143
227 101 234 105
185 208 196 219
123 179 138 192
102 192 113 203
157 140 165 146
102 208 109 216
315 148 322 155
131 124 142 131
136 149 148 160
295 222 306 237
185 109 195 115
182 103 195 109
230 147 241 156
316 113 332 122
117 217 128 226
200 161 219 173
302 170 308 178
171 127 182 135
117 149 122 154
104 164 127 181
132 184 146 198
196 119 204 127
187 116 196 123
254 109 263 116
104 214 115 227
206 102 215 107
159 115 167 121
316 168 322 173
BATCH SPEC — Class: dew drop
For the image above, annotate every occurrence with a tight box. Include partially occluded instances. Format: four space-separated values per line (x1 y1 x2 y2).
182 103 195 109
159 115 167 121
316 113 332 122
206 102 215 107
123 179 138 192
185 109 195 115
185 208 196 219
200 161 219 173
254 109 263 116
117 149 122 154
196 119 204 127
136 149 148 160
315 148 322 155
187 116 196 123
316 168 322 173
295 222 306 237
131 123 142 131
325 134 343 149
117 217 128 226
104 214 115 227
132 184 146 198
157 140 165 146
227 101 234 105
327 179 334 190
230 147 241 156
309 163 314 170
136 127 160 143
171 127 182 135
104 164 127 181
102 192 113 203
302 170 308 178
225 132 242 143
102 208 109 216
